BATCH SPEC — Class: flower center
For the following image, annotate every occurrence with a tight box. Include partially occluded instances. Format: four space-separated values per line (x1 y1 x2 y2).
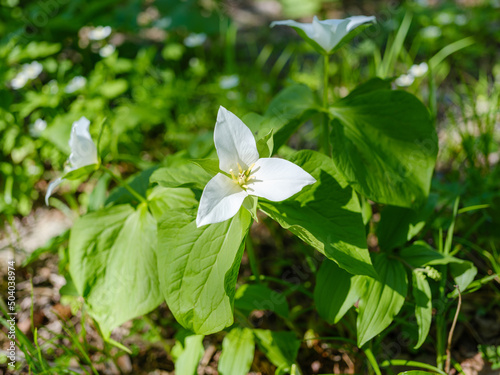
230 163 255 189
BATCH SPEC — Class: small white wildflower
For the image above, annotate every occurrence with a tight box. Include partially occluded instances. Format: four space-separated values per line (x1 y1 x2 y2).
454 15 467 26
99 44 116 57
436 13 453 25
10 72 28 90
22 61 43 79
30 119 47 137
395 74 415 87
219 75 240 90
420 26 441 39
64 76 87 94
89 26 112 40
408 62 428 78
184 33 207 47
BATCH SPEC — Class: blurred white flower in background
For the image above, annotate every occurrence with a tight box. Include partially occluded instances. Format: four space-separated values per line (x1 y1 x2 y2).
47 80 59 94
22 61 43 79
99 44 116 57
408 62 428 77
420 26 441 39
454 14 467 26
10 72 28 90
184 33 207 47
10 61 43 90
89 26 112 40
29 118 47 137
219 75 240 90
65 76 87 94
395 74 415 87
436 13 453 25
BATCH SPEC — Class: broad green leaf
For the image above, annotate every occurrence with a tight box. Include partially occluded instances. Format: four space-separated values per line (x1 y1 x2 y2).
253 330 300 373
235 284 289 318
256 129 274 158
69 204 162 336
191 159 220 176
412 270 432 349
105 166 158 205
243 84 319 150
330 89 438 207
218 328 255 375
157 208 252 334
400 242 477 292
348 77 392 98
175 334 205 375
314 259 367 324
357 253 408 347
150 163 211 190
147 186 197 221
258 150 375 278
63 164 99 180
377 194 438 251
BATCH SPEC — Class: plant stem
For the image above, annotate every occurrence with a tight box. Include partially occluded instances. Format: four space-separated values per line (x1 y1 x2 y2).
322 53 331 155
101 165 147 204
364 345 382 375
445 286 462 374
380 360 447 375
245 236 261 283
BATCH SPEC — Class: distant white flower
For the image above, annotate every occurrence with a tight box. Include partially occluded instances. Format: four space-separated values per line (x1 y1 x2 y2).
196 106 316 227
64 76 87 94
22 61 43 79
89 26 112 40
10 72 28 90
219 75 240 90
395 74 415 87
436 13 453 25
99 44 115 57
420 26 441 39
45 117 99 205
476 96 490 115
270 15 376 54
30 118 47 137
408 62 428 77
184 33 207 47
454 15 467 26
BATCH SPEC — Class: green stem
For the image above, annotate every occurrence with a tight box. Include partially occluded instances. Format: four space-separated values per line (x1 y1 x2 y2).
364 346 382 375
101 165 147 204
245 236 261 283
321 53 331 155
380 359 447 375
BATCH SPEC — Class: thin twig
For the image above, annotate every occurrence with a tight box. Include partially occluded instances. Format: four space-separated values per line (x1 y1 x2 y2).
445 285 462 374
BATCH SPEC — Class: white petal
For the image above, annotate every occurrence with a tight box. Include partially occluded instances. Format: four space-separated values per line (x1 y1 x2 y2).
68 117 98 169
247 158 316 201
214 106 259 174
45 177 64 205
196 173 248 227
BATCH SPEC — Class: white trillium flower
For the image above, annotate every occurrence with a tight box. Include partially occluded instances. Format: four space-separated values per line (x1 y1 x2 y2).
270 15 376 55
45 117 99 205
65 76 87 93
89 26 112 40
196 107 316 227
22 61 43 79
395 74 415 87
408 62 428 77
